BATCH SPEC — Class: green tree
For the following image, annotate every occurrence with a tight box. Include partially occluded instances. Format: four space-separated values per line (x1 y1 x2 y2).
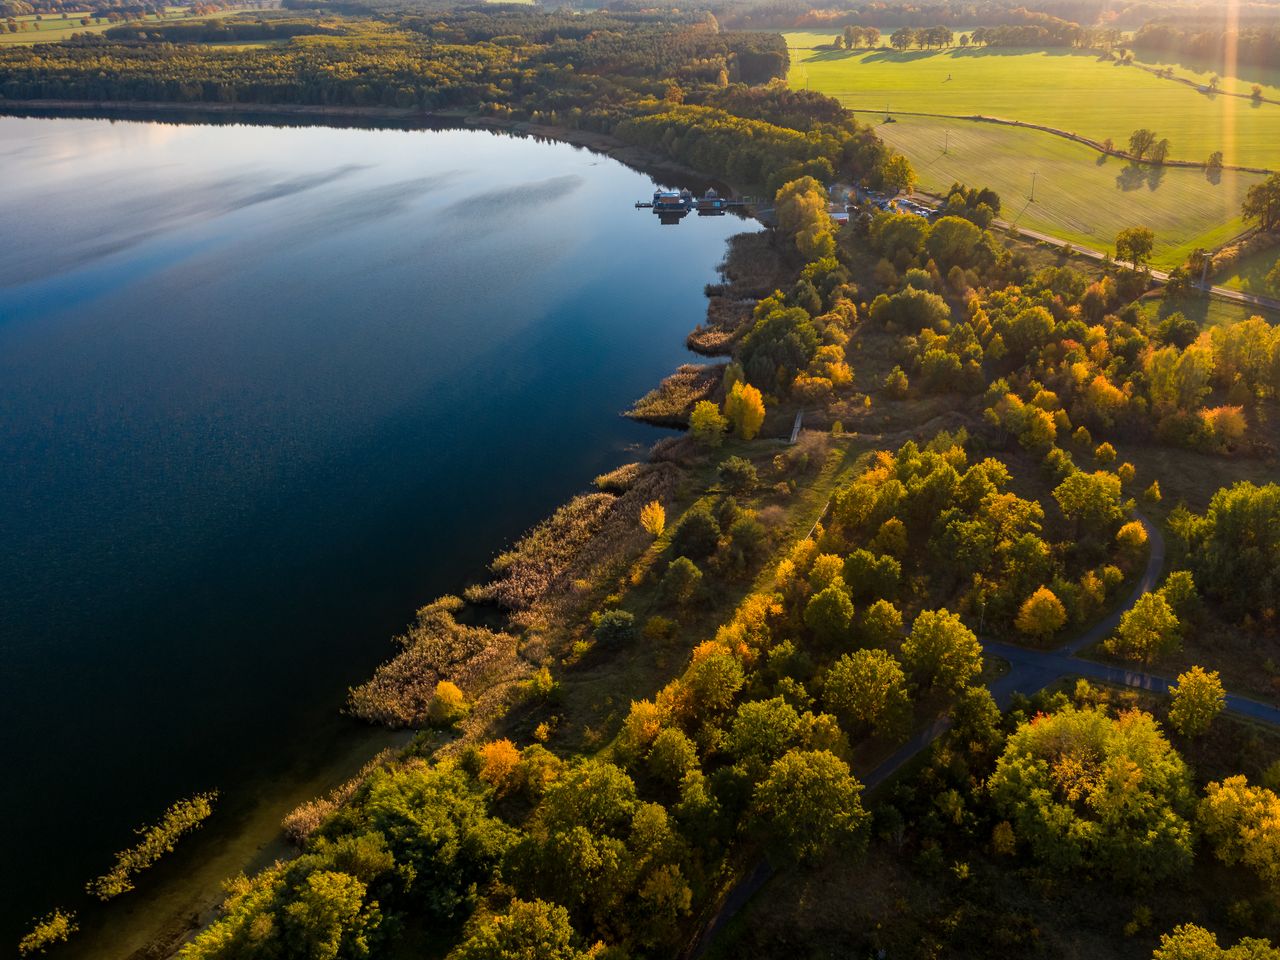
901 609 983 692
1108 591 1180 663
1168 666 1224 737
925 215 983 270
718 456 758 493
1129 128 1158 158
988 705 1195 883
1116 226 1156 269
661 557 703 606
804 580 855 642
823 648 911 738
727 696 802 777
671 503 720 559
283 870 379 960
1053 470 1124 532
689 400 727 447
752 749 869 863
452 899 590 960
1243 173 1280 231
594 609 636 646
859 598 904 647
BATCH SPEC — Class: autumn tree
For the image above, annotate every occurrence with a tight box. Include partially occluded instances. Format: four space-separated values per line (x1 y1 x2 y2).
1152 924 1280 959
752 749 869 863
1015 586 1067 641
639 500 665 537
776 176 835 259
1168 666 1225 737
453 898 592 960
1199 775 1280 889
901 609 983 692
1107 591 1180 663
724 381 765 440
988 705 1195 883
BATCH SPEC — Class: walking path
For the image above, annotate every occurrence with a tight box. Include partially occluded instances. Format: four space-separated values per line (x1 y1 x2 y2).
689 511 1280 957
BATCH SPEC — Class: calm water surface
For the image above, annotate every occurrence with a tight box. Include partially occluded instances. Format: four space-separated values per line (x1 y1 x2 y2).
0 115 750 945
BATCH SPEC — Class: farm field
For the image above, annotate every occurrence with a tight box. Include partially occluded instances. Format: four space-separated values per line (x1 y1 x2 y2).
785 33 1280 169
0 7 253 44
864 113 1258 268
1130 51 1280 101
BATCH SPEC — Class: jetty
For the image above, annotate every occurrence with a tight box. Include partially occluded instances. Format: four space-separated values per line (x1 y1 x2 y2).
635 188 749 223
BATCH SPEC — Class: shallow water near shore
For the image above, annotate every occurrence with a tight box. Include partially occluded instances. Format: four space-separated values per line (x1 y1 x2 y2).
0 115 752 952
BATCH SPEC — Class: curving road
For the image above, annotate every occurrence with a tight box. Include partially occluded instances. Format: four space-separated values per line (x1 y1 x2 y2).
689 511 1280 958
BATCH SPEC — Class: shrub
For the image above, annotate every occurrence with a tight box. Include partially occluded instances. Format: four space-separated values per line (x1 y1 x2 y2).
428 680 469 726
718 456 758 493
18 910 77 957
594 609 636 646
661 557 704 606
639 500 666 537
671 503 721 559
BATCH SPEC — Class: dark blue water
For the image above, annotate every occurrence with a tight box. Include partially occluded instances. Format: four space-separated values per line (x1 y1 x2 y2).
0 116 750 944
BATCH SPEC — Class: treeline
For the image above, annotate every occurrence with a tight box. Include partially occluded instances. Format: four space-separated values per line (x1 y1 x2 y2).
102 15 340 41
1134 21 1280 70
0 6 919 195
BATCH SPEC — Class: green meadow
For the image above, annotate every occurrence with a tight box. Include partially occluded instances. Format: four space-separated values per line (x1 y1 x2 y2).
785 33 1280 169
1216 244 1280 295
865 113 1258 268
785 32 1274 268
0 7 246 44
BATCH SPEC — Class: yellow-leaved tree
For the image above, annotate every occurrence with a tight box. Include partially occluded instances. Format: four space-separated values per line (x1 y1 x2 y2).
639 500 666 537
724 381 765 440
1015 586 1067 640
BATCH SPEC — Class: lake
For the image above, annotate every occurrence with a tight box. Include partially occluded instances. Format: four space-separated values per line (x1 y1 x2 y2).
0 114 751 951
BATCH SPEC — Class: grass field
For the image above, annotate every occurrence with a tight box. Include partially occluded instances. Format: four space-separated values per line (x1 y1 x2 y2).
866 113 1258 268
1215 244 1280 294
0 7 251 44
785 33 1280 169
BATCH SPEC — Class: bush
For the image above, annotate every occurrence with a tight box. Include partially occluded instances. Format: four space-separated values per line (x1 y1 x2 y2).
661 557 704 606
671 503 721 559
594 609 637 646
718 456 759 493
428 680 469 726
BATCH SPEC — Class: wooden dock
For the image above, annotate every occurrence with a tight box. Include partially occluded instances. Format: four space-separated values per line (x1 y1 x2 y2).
789 410 804 444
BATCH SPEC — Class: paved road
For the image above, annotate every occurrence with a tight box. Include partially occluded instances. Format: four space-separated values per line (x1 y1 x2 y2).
994 220 1280 313
904 193 1280 314
690 511 1280 957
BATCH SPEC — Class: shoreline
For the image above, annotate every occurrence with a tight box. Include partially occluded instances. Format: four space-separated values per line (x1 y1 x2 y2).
0 98 745 195
3 104 764 960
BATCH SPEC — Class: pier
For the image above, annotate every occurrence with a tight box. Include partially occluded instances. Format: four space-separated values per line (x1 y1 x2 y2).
635 188 750 223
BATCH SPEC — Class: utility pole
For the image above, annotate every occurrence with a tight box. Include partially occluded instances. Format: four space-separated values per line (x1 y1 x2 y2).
1030 170 1038 202
943 129 949 154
